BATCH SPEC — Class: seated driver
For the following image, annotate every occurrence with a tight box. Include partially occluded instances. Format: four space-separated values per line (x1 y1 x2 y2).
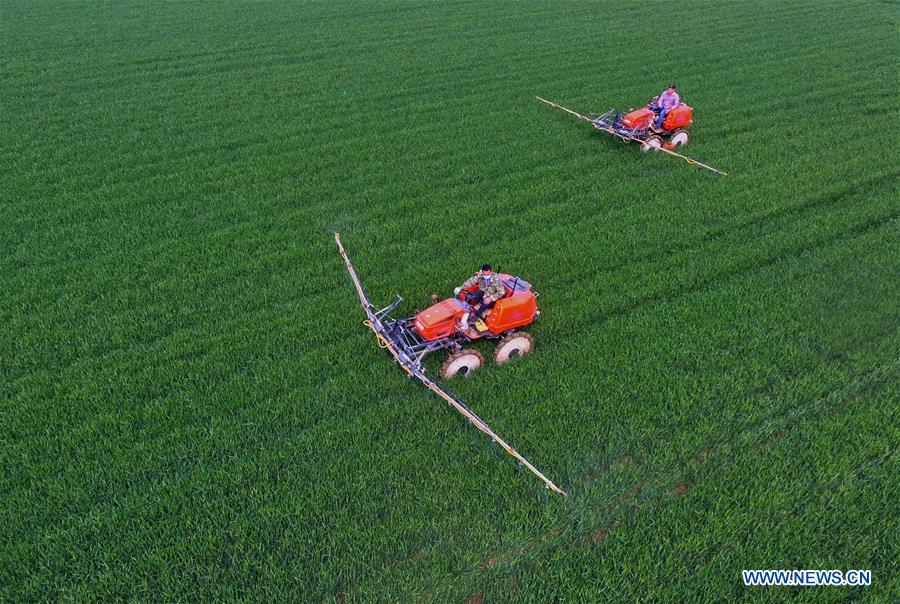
652 84 680 129
453 264 506 331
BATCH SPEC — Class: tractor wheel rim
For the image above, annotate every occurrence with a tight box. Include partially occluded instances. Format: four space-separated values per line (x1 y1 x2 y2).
443 353 481 377
642 138 661 152
495 335 533 363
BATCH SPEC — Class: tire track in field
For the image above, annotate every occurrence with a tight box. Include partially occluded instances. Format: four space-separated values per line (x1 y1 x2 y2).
386 327 896 598
566 451 895 602
341 141 891 264
606 208 897 309
531 206 895 356
425 370 891 601
541 169 897 291
659 381 899 585
541 197 898 344
324 157 895 293
684 452 895 585
16 207 892 538
438 361 896 596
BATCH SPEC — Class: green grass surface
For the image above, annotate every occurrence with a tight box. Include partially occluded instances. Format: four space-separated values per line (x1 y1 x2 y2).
2 0 898 601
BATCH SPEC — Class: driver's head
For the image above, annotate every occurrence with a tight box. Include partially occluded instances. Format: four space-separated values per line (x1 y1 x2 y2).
481 264 493 277
667 84 676 91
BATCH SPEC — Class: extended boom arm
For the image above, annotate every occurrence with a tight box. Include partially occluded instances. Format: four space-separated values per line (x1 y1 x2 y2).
335 233 567 496
537 96 728 176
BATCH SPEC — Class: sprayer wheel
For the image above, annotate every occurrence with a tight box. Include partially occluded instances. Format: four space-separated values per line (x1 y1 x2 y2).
440 349 484 379
670 129 690 147
641 136 662 152
493 331 535 365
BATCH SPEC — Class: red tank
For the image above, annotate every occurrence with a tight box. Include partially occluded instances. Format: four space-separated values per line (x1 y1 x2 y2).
486 275 538 333
621 108 654 129
413 274 539 341
414 298 467 341
485 291 538 333
662 104 692 129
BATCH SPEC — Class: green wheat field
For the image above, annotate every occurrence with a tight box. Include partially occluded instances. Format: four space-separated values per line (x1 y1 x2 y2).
2 1 898 601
